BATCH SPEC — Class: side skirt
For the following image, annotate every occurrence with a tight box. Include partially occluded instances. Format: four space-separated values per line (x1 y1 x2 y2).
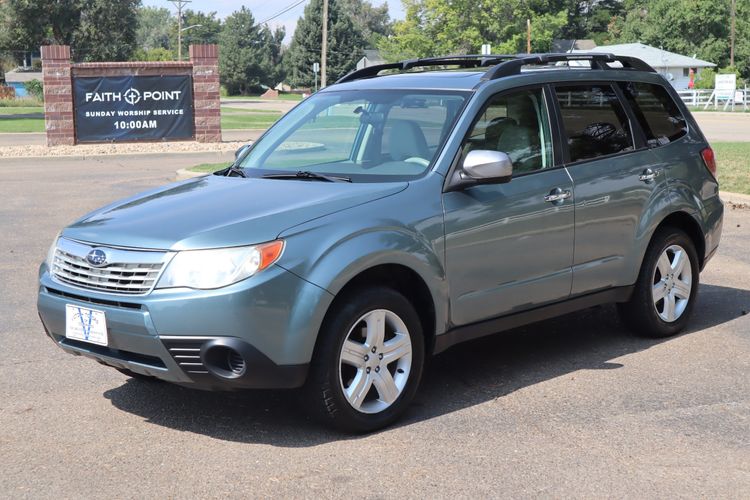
433 286 634 355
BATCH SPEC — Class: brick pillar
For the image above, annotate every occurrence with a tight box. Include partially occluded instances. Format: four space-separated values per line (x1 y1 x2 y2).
190 44 221 142
40 45 75 146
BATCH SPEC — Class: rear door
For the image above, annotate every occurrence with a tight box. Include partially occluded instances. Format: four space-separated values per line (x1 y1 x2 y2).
552 83 668 295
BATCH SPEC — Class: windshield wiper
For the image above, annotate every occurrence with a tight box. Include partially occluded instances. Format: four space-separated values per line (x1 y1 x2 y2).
262 171 351 183
224 163 247 178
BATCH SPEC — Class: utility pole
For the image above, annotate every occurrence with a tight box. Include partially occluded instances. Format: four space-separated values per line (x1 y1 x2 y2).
526 19 531 54
169 0 192 61
730 0 736 66
321 0 328 88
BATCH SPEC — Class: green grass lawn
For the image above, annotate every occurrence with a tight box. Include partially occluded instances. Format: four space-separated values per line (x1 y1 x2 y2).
222 93 304 102
221 112 280 129
189 162 231 173
0 118 44 133
0 106 44 115
713 142 750 195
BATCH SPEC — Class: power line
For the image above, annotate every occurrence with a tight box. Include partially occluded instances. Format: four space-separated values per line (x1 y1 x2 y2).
256 0 308 26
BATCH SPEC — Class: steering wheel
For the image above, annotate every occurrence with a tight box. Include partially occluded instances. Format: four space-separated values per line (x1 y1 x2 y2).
404 157 430 167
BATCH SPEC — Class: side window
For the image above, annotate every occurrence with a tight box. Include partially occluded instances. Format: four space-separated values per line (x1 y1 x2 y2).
555 84 634 163
619 82 687 147
462 88 553 174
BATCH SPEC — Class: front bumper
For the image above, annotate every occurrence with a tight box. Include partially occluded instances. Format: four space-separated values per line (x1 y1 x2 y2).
37 264 333 390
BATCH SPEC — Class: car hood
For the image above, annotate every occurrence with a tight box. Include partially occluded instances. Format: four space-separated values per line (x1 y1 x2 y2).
63 175 408 250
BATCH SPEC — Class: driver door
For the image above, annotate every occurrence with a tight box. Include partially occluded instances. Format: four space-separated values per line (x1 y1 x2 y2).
443 87 575 326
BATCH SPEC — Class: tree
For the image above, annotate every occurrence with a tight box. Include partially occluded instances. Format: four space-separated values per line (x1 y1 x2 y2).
377 0 567 60
173 9 222 60
0 0 138 62
219 7 283 95
339 0 392 47
136 6 173 52
286 0 365 87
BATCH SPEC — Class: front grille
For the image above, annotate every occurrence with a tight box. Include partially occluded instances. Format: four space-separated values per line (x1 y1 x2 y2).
51 238 167 295
162 338 208 375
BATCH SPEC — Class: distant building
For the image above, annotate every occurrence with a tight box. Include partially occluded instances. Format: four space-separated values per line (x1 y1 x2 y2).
570 43 716 90
4 70 42 98
356 50 386 71
552 39 597 52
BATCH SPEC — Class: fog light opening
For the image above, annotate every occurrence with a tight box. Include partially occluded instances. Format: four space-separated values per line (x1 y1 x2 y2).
203 345 247 379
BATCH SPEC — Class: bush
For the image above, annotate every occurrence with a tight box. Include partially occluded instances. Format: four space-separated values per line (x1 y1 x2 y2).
131 47 174 62
24 79 43 101
695 66 746 90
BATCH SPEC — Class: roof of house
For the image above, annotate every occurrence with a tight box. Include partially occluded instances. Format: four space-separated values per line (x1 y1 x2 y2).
571 43 715 68
4 69 43 83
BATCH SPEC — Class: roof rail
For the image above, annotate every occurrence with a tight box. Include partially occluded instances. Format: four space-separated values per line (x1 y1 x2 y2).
335 52 656 85
481 53 656 80
335 54 516 84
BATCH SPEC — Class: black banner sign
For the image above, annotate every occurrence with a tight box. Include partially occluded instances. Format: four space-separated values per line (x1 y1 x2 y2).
73 75 194 142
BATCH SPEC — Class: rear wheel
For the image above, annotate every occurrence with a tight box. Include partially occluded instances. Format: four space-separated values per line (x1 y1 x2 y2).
305 287 425 433
618 228 699 338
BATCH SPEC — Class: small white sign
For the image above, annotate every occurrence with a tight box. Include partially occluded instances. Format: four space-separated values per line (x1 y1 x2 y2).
66 304 108 346
313 62 320 74
715 74 737 99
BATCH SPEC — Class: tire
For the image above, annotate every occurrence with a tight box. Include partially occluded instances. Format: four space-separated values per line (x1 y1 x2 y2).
304 287 425 433
618 227 700 338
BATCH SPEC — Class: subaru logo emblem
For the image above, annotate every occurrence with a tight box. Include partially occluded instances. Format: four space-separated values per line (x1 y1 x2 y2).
86 249 108 267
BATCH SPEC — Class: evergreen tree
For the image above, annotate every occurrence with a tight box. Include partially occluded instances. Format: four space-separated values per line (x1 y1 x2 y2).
286 0 365 88
219 7 284 95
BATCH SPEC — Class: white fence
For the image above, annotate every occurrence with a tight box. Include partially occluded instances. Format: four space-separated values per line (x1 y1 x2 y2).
677 88 749 111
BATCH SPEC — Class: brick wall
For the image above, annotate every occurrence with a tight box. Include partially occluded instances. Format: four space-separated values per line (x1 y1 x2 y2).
40 44 222 145
190 44 221 143
41 45 74 146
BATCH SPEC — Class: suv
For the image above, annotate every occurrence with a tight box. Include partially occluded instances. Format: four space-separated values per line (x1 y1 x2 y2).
37 54 723 432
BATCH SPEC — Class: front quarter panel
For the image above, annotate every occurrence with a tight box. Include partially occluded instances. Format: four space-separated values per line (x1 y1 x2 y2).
277 175 449 336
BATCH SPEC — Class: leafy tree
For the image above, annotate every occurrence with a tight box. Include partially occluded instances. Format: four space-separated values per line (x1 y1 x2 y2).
377 0 567 60
0 0 138 62
136 6 173 52
286 0 365 87
339 0 392 47
219 7 284 95
131 47 174 61
173 9 222 60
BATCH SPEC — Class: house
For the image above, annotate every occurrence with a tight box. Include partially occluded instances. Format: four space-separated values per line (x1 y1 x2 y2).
570 43 716 90
356 50 386 71
552 39 597 52
4 69 43 98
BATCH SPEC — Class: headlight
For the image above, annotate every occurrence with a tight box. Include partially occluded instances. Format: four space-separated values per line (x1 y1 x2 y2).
156 240 284 290
45 232 61 270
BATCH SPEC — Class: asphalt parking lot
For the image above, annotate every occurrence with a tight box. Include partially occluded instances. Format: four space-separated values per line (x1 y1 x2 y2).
1 154 748 498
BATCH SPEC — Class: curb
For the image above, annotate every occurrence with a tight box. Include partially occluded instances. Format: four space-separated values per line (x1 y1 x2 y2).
722 191 750 205
176 168 210 181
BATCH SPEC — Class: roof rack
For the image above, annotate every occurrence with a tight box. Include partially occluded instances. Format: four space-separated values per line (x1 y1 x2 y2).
335 52 656 84
481 53 656 80
336 54 517 84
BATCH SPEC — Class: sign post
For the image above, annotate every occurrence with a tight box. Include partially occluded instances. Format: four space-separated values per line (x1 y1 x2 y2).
313 62 320 93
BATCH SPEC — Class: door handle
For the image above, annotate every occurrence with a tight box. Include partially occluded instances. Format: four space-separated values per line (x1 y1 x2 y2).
544 188 572 203
639 168 661 183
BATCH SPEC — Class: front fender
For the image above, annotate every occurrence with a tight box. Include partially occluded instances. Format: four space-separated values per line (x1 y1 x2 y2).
277 180 448 336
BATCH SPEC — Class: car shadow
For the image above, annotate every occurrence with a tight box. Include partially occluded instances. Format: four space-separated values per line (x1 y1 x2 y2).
103 283 749 447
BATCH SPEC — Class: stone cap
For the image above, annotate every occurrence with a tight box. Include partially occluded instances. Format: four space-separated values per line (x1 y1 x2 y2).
189 44 219 60
40 45 71 61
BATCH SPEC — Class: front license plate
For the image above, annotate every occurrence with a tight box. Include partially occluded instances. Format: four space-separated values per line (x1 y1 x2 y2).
65 304 108 346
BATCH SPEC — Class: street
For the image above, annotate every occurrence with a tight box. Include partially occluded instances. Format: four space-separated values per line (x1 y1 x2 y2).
0 153 748 497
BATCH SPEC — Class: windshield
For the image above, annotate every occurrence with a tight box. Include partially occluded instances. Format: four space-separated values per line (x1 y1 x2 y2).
236 89 470 182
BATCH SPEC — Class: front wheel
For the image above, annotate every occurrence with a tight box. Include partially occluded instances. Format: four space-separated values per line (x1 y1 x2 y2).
305 287 425 433
618 228 700 338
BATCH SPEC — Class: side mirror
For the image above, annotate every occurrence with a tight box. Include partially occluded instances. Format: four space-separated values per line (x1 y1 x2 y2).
235 144 251 160
447 150 513 191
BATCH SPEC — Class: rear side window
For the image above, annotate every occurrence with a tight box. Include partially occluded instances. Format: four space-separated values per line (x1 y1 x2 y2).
555 84 634 163
619 82 687 147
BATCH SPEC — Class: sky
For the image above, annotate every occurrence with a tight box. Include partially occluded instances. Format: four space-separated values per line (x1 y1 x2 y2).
143 0 405 42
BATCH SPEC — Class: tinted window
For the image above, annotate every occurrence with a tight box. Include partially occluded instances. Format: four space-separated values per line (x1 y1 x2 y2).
555 84 634 163
619 82 687 147
462 88 553 174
